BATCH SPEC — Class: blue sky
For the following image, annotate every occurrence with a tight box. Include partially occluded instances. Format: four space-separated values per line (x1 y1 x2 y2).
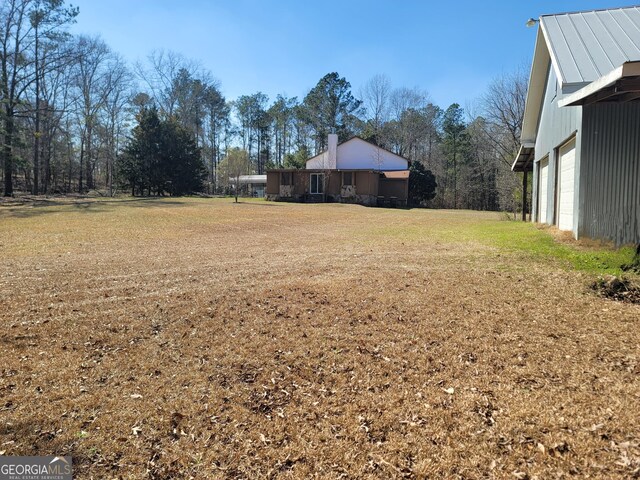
70 1 635 108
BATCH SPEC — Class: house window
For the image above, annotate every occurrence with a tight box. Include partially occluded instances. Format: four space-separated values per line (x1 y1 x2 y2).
343 172 353 186
280 172 292 185
310 173 324 194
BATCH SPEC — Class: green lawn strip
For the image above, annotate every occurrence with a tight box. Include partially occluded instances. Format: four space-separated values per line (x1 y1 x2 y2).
464 220 635 275
362 216 634 275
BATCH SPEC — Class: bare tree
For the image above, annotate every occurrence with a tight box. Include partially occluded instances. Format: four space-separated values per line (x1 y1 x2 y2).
0 0 76 196
70 37 132 194
464 116 500 211
480 67 529 216
101 57 133 196
29 0 78 194
360 74 391 143
389 86 428 122
481 67 528 165
37 37 76 193
224 148 249 203
387 87 430 157
135 49 204 117
72 35 121 191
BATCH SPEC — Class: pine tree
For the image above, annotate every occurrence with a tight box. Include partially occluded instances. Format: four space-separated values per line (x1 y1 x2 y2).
120 107 206 196
442 104 468 208
299 72 362 152
408 161 437 206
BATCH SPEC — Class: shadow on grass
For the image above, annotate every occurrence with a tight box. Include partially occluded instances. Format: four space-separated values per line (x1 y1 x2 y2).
231 200 282 207
112 198 186 208
0 197 188 219
0 418 97 475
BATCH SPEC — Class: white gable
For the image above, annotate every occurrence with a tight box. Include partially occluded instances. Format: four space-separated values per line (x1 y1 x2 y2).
306 138 408 171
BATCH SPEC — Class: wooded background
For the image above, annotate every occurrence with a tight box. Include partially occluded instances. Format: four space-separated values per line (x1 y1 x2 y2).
1 0 529 212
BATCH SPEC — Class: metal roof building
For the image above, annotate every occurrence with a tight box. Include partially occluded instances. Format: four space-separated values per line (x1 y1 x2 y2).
542 7 640 86
513 6 640 245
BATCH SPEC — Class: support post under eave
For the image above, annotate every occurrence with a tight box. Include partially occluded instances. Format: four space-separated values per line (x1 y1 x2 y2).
522 170 528 222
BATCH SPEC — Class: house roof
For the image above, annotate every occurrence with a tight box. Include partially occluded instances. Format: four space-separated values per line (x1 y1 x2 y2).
382 170 409 179
519 6 640 148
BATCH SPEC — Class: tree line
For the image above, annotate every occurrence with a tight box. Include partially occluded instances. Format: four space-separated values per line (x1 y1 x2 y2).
1 0 527 212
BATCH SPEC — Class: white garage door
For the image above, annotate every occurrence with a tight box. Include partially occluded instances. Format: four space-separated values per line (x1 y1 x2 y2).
557 138 576 232
538 157 548 223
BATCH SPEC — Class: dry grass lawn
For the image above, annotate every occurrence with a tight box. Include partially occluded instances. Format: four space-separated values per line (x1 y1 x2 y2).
0 197 639 479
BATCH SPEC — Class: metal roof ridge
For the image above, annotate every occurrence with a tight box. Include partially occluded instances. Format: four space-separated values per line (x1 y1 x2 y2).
539 5 640 18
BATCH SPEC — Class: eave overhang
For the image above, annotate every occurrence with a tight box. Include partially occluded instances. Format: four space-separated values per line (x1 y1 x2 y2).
511 143 535 172
559 61 640 107
521 29 552 145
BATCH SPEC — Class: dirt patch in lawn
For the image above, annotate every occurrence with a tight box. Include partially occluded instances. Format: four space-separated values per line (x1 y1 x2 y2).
591 275 640 304
1 198 639 479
